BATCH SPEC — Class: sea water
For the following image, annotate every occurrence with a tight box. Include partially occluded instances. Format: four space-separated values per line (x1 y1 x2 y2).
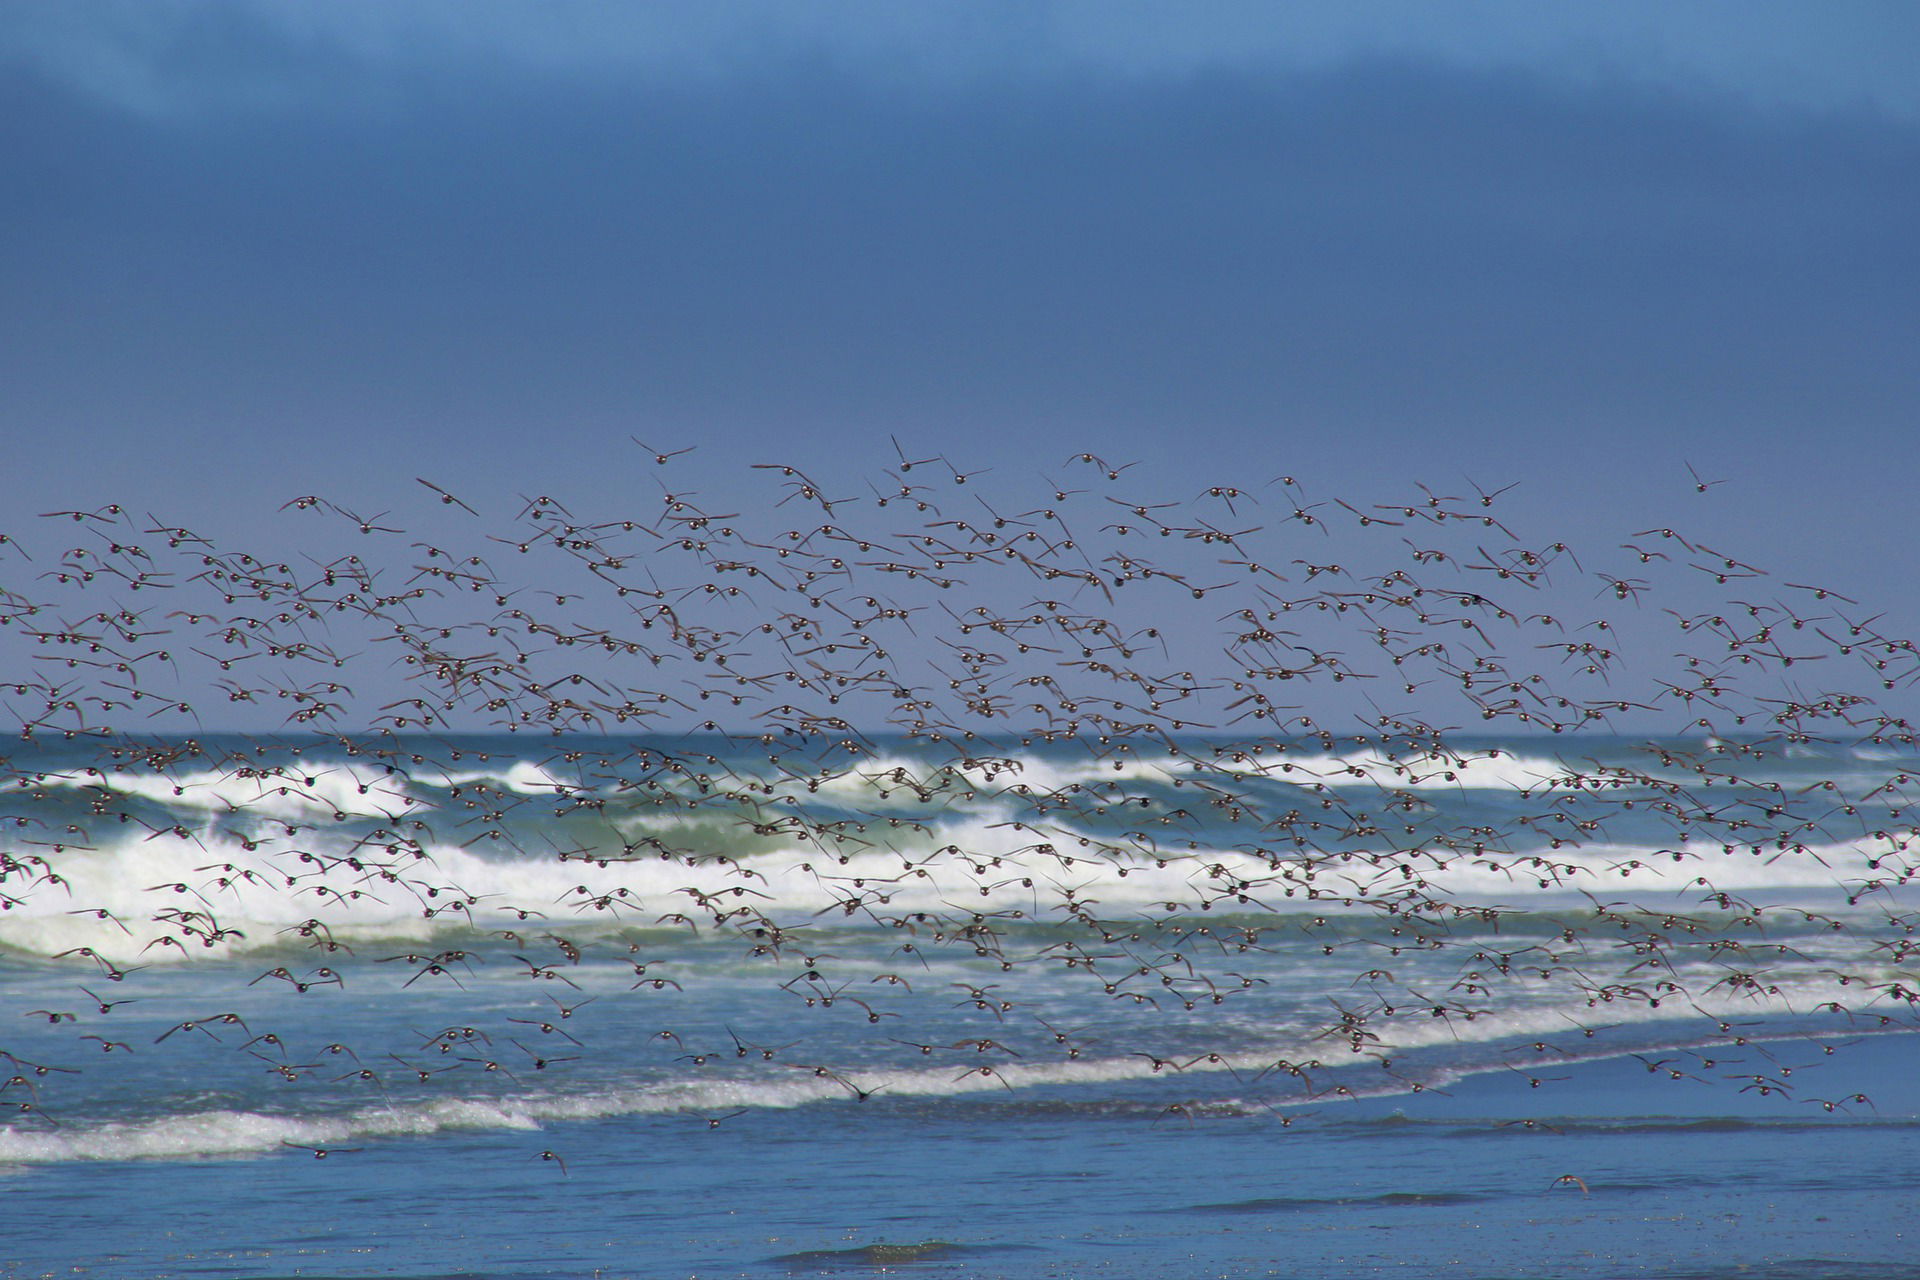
2 730 1916 1278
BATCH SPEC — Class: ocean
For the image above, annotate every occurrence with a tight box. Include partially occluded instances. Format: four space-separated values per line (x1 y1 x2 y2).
2 730 1916 1279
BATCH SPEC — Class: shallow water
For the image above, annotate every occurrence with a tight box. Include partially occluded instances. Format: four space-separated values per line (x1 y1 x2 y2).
5 1035 1916 1279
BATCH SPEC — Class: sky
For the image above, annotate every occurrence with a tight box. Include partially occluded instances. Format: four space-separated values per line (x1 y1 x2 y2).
1 1 1916 730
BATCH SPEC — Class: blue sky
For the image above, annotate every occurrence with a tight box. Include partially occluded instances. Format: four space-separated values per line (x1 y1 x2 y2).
2 2 1915 729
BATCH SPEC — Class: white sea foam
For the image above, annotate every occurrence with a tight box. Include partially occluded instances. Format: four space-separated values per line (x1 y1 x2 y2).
1 987 1877 1166
421 761 585 796
4 799 1907 964
33 761 422 819
1181 747 1622 793
778 751 1177 812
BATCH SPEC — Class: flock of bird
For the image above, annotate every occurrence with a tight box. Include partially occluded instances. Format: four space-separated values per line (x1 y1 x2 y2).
2 440 1916 1158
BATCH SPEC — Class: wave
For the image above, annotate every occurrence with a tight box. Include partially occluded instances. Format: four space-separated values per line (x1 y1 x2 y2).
2 1006 1899 1167
1185 1189 1492 1213
769 1241 1027 1269
3 822 1905 968
1181 746 1601 792
2 797 1908 967
30 760 425 820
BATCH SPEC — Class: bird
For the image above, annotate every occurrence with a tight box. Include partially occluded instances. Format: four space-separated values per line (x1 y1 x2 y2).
1684 462 1727 494
4 435 1915 1185
282 1140 363 1159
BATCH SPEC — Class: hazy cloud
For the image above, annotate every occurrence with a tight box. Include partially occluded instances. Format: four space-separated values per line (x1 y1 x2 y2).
6 0 1917 121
